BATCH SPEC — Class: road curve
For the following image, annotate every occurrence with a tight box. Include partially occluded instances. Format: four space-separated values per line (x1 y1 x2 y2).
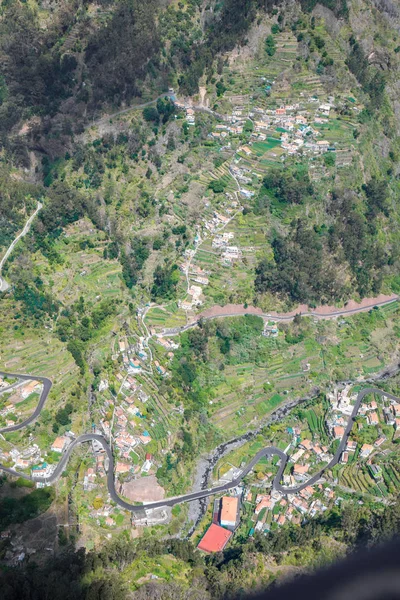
0 372 397 512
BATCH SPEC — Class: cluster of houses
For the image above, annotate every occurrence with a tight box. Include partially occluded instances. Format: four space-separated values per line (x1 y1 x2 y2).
0 434 75 484
0 379 43 426
197 386 400 552
205 94 338 163
174 101 196 125
247 483 330 534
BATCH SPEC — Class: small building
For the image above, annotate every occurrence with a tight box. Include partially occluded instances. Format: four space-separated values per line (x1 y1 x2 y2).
368 412 379 426
220 496 240 531
300 439 313 451
375 436 386 447
115 462 130 474
346 440 357 452
20 380 40 399
197 524 232 553
333 426 345 439
51 436 69 453
360 443 374 458
293 464 309 480
369 464 382 480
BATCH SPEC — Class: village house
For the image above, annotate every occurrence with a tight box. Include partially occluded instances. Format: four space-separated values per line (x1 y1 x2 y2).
368 412 379 426
51 436 70 453
293 464 309 481
374 436 386 447
360 443 374 458
255 496 273 515
0 404 15 417
333 426 345 439
346 440 357 452
115 462 131 474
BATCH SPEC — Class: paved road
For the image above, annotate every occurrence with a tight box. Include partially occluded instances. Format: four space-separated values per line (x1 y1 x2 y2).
0 372 52 432
0 202 43 292
160 297 399 337
0 372 397 512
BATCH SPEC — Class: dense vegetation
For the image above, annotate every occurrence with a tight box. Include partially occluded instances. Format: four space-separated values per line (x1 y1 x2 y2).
254 178 394 304
3 495 400 599
0 486 54 531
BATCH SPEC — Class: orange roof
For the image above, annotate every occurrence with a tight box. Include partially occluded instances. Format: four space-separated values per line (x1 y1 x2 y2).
197 524 232 553
293 464 309 474
220 496 238 524
255 497 272 514
369 412 379 424
51 436 67 450
22 380 40 394
277 514 286 525
300 439 313 450
334 426 345 438
115 462 130 473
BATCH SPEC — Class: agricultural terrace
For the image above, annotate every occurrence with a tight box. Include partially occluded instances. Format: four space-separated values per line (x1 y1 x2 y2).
168 305 400 439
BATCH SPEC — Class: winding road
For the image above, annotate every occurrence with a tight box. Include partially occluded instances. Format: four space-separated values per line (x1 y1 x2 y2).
0 371 397 512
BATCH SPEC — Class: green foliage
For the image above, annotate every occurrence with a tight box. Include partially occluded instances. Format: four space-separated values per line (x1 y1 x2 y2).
208 179 227 193
0 488 55 531
121 238 150 288
324 152 336 167
265 35 276 56
143 107 159 122
346 41 386 110
85 0 161 108
67 340 86 373
263 167 314 205
363 177 389 218
255 220 334 304
151 263 180 300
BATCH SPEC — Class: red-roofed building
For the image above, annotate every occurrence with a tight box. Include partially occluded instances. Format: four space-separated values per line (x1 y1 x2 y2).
333 426 345 439
197 524 232 553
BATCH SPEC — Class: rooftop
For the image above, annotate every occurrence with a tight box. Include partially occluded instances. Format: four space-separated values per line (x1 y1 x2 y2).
220 496 239 524
197 524 232 553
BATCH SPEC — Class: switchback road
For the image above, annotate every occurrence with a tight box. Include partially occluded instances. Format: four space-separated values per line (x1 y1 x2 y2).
0 372 397 512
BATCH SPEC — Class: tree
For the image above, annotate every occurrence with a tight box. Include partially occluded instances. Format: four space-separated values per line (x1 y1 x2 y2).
208 179 227 193
265 35 276 56
143 107 159 122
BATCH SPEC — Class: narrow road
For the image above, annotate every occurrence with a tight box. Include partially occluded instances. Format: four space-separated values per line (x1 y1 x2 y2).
85 92 223 134
87 93 174 129
0 372 396 512
159 296 399 337
0 202 43 292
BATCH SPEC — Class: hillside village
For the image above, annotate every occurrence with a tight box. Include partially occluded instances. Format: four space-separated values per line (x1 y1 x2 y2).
197 385 400 551
3 359 400 543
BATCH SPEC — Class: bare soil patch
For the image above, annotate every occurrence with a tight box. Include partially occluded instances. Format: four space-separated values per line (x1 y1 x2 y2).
120 475 165 502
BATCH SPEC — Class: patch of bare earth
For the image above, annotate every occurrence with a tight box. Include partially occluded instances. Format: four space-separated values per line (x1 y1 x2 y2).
120 475 165 503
